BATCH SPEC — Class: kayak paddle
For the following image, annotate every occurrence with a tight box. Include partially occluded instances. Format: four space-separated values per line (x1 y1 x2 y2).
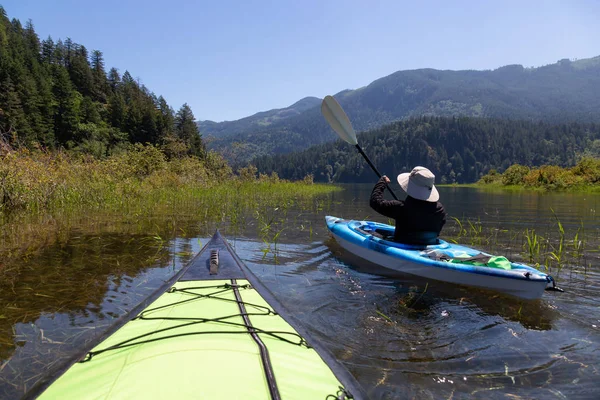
321 95 399 200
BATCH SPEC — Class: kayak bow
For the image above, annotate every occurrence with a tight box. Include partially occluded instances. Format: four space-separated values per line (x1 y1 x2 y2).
29 231 364 400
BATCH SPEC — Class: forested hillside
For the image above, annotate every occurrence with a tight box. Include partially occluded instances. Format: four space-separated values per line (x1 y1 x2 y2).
0 6 204 158
253 117 600 184
209 56 600 165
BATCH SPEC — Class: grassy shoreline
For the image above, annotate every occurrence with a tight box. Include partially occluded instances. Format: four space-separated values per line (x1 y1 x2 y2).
0 145 335 215
0 145 340 278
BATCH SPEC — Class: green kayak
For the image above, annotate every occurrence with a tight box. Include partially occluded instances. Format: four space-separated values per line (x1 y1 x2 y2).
27 231 364 399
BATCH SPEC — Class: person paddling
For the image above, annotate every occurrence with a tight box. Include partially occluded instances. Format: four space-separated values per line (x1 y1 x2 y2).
370 166 447 245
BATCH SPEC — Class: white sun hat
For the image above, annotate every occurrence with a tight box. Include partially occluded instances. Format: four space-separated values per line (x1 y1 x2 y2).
396 166 439 202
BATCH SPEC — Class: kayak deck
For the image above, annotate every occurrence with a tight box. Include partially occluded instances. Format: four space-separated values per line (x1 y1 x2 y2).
32 231 363 400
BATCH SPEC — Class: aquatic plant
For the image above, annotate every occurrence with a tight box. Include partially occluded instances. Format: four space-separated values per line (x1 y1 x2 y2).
255 206 287 259
446 211 594 279
467 218 485 246
523 229 541 263
547 209 566 274
570 221 585 263
448 217 467 243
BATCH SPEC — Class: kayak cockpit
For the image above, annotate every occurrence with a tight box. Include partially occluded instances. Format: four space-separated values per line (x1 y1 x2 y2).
350 220 451 250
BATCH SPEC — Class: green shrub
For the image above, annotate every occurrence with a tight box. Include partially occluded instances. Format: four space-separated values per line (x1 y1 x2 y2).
501 164 530 185
114 143 167 178
238 165 258 181
571 157 600 183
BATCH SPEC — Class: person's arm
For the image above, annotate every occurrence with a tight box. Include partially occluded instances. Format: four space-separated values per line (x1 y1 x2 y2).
370 176 403 219
436 202 447 232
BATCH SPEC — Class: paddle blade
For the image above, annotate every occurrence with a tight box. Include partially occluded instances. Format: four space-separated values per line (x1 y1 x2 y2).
321 95 358 145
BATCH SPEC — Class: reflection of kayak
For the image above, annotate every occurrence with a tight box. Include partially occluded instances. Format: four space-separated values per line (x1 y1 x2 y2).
31 231 364 399
326 216 557 300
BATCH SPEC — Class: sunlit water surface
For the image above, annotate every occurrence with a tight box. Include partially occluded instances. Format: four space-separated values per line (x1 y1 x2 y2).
1 185 599 399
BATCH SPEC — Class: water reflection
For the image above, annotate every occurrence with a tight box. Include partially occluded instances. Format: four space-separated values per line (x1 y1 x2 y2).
0 186 599 399
0 230 202 397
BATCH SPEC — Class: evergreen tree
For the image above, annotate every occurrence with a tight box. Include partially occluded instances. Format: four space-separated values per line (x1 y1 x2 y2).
0 10 17 138
0 74 23 141
63 37 73 67
121 70 134 85
175 103 205 157
80 96 101 124
52 66 80 144
108 93 125 130
41 36 54 64
23 19 40 59
140 107 158 144
54 38 65 66
107 67 121 92
68 47 93 97
90 50 108 101
157 95 174 141
124 99 142 142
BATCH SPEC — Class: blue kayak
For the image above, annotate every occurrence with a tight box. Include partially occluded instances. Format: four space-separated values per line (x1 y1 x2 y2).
326 216 557 299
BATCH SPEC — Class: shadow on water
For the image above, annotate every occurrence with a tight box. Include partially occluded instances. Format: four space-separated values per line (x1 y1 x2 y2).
324 237 556 331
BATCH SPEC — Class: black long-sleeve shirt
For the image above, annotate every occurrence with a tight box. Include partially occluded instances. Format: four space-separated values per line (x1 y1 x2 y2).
370 177 447 244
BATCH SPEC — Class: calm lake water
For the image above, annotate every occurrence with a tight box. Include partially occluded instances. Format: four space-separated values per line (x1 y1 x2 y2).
1 185 599 399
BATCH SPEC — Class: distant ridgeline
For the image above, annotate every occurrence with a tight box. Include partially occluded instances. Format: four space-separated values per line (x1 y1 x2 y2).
202 56 600 165
0 6 204 158
252 117 600 184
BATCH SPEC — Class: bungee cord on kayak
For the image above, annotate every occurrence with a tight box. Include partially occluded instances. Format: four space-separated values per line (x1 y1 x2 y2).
232 278 281 400
326 386 355 400
80 281 309 363
138 282 275 318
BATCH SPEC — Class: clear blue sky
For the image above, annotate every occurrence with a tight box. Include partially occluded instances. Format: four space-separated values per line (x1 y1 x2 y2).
2 0 599 122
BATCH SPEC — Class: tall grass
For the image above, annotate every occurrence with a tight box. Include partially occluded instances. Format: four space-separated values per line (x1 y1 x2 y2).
0 145 339 277
447 214 593 278
523 229 541 263
548 208 566 274
0 145 337 215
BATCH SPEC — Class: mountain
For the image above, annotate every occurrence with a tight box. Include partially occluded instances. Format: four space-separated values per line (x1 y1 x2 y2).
197 96 321 139
204 56 600 165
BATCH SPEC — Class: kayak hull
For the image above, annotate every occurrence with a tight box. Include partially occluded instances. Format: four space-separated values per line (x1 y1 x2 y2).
326 216 550 300
30 231 364 400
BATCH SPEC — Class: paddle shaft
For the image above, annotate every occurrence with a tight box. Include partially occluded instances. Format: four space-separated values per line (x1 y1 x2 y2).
354 144 399 200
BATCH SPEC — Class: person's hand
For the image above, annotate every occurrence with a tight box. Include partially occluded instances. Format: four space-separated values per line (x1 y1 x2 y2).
382 175 390 184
